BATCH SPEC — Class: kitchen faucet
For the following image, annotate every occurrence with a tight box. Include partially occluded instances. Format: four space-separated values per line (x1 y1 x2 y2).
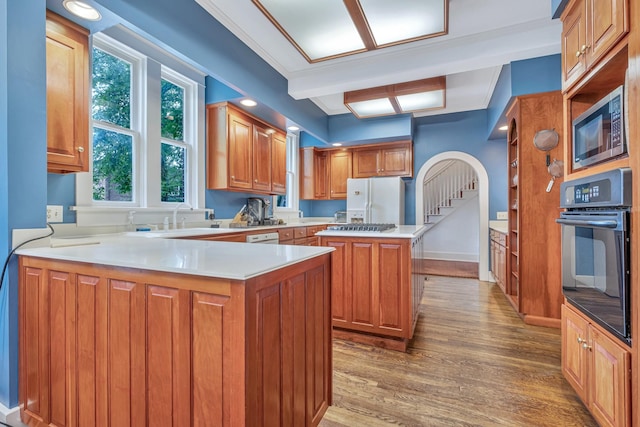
172 203 192 229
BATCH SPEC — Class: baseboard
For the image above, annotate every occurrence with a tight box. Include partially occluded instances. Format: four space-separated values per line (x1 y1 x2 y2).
0 402 26 427
524 315 561 329
417 259 478 278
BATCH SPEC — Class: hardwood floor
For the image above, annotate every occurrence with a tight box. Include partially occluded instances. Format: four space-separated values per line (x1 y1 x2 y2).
319 276 597 427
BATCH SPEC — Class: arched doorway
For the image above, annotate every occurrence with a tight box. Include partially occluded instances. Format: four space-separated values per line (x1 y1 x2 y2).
415 151 490 281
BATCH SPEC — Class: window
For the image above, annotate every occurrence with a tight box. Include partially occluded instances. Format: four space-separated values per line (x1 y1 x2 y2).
76 29 205 224
274 133 299 213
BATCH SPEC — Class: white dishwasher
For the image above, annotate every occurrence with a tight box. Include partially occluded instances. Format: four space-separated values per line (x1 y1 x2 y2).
245 232 280 244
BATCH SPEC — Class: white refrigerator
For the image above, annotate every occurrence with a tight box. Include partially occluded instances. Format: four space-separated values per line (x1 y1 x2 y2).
346 177 405 224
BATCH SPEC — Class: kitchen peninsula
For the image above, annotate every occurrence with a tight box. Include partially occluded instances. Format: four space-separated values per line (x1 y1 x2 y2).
317 225 426 351
17 237 333 427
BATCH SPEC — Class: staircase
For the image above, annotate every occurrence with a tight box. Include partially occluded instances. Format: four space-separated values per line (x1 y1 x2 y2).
423 160 478 230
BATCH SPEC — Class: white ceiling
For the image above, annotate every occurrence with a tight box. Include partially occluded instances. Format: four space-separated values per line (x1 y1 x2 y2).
195 0 562 118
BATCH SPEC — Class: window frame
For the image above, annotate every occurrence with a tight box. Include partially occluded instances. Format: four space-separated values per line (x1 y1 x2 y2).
75 28 206 226
273 132 300 215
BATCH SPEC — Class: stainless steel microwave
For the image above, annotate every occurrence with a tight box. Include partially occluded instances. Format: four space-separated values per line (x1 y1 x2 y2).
572 85 626 170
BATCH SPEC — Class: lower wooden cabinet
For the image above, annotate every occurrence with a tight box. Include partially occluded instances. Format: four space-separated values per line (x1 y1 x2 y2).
562 304 630 427
19 255 331 427
490 229 507 292
319 234 423 351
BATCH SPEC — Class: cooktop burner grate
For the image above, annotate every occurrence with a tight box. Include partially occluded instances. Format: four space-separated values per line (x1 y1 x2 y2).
327 223 396 232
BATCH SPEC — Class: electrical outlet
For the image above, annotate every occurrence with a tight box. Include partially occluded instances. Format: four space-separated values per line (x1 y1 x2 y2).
496 211 508 220
46 205 63 223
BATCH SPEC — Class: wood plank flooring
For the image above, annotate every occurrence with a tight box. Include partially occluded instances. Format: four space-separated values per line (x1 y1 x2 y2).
319 276 597 427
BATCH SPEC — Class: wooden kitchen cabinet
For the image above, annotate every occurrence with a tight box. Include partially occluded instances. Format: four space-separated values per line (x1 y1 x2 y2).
207 102 286 195
561 0 629 91
490 229 507 293
271 132 287 194
252 123 272 192
300 147 351 200
562 304 631 427
352 141 413 178
19 254 332 427
328 150 352 199
319 234 423 352
504 92 563 327
46 11 89 173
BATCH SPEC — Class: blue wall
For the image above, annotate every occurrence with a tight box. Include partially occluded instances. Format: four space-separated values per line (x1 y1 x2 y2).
328 113 412 144
511 54 561 96
412 110 507 224
1 0 48 408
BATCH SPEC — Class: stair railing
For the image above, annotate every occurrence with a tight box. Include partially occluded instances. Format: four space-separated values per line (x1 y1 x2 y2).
423 160 477 224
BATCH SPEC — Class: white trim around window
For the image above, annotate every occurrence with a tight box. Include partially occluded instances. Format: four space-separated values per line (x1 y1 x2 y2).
75 27 206 227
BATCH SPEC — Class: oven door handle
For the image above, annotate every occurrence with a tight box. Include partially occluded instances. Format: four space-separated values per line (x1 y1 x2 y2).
556 218 618 228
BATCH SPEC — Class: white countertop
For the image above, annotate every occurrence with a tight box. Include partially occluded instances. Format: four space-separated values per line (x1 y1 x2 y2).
316 224 427 239
17 235 334 281
489 220 508 233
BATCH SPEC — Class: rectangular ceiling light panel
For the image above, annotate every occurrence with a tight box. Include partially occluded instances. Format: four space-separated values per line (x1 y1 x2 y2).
396 89 445 112
347 98 396 117
254 0 365 61
359 0 447 46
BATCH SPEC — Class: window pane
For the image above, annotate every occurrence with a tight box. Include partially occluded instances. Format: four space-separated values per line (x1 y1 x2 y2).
93 128 133 201
92 48 131 128
161 142 186 202
161 79 184 141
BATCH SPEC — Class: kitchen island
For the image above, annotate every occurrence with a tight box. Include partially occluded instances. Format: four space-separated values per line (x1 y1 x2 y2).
317 225 426 352
17 238 333 427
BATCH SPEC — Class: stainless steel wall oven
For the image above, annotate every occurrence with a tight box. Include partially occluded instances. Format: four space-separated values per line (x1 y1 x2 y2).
557 168 631 345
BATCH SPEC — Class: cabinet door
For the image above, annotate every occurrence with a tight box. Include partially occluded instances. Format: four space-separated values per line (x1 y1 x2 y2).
314 151 329 199
376 243 407 335
329 151 352 199
379 145 412 177
324 240 349 325
271 132 287 195
252 125 272 192
352 149 380 178
351 242 374 327
562 0 587 89
46 12 89 173
228 113 253 190
562 305 589 403
589 327 630 427
587 0 629 67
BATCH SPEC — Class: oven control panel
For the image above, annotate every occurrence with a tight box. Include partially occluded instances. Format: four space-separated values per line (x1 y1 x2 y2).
560 167 631 209
573 179 611 204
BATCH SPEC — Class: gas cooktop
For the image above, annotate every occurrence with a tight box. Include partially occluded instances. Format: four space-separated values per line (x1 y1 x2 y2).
326 223 396 232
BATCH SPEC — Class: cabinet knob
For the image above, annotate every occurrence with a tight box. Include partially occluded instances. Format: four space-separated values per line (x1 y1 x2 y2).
77 146 85 153
582 342 592 351
254 179 258 183
380 168 384 172
231 175 235 179
580 44 589 53
577 337 583 344
575 50 581 57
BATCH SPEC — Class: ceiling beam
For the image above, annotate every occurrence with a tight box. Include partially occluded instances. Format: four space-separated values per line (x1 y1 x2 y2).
343 0 376 50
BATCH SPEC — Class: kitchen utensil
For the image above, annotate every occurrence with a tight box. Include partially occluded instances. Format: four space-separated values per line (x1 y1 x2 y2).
545 159 564 192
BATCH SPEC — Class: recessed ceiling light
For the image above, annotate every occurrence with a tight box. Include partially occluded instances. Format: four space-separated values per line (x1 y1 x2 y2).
499 125 508 131
63 0 102 21
332 143 343 147
240 99 257 107
287 125 300 131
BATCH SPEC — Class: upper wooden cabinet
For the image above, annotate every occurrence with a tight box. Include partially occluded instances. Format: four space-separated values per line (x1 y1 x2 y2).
328 150 352 199
300 147 352 200
352 141 413 178
561 0 629 91
46 11 90 173
300 140 412 200
207 102 286 195
271 132 287 194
